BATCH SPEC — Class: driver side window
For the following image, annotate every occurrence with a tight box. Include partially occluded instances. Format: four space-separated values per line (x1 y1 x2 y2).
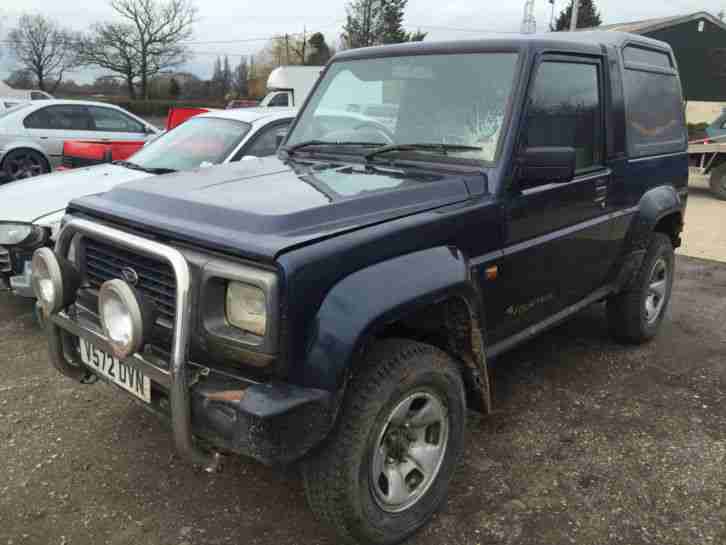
242 122 291 158
524 60 603 172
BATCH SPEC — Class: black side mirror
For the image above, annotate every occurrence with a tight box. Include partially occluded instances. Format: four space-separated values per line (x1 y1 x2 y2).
515 147 576 188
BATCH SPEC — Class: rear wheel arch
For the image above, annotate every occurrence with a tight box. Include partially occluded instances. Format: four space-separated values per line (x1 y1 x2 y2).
653 211 684 248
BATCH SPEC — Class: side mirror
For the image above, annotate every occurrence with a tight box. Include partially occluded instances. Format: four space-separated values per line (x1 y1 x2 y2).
275 130 289 149
515 147 576 188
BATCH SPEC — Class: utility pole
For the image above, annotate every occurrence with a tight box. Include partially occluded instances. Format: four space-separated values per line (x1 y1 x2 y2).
569 0 580 31
521 0 536 34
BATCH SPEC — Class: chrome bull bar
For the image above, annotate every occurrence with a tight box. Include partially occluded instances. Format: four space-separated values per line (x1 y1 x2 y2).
53 217 221 471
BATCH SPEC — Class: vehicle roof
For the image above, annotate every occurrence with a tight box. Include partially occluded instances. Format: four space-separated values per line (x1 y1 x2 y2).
11 98 136 109
199 107 297 124
334 31 672 61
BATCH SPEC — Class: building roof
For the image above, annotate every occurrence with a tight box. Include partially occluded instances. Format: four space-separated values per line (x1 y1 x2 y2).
596 11 726 35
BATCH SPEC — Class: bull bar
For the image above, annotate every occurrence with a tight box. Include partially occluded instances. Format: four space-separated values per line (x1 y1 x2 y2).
51 217 222 472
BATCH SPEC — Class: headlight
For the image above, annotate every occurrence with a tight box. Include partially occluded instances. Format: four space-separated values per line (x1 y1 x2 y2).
0 223 45 246
99 280 151 359
31 247 80 313
226 282 267 336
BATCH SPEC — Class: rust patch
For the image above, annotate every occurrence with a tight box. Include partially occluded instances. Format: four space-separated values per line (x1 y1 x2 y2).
205 390 247 403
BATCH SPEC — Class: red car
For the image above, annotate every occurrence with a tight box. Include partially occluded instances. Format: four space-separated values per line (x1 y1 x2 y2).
58 107 211 170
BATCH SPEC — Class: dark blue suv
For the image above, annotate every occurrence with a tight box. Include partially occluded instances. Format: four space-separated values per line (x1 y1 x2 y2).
35 31 687 544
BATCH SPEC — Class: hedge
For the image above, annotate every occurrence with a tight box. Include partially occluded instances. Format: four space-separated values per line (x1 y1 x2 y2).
103 99 227 117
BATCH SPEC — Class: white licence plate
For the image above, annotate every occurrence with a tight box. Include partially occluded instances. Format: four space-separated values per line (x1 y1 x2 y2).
79 339 151 403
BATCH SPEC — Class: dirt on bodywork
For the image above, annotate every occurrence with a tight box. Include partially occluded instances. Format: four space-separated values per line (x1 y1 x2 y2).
1 254 725 545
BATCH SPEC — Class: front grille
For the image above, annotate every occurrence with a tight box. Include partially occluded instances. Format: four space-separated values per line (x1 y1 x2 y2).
83 237 177 324
0 247 10 273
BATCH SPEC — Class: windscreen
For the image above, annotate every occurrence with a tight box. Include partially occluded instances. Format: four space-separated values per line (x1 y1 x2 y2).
286 52 519 163
129 117 251 170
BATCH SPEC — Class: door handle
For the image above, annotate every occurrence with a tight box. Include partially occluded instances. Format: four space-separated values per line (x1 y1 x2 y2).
594 184 607 209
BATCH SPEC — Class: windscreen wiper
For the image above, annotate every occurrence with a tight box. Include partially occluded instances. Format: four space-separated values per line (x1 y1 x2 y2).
114 160 176 175
364 143 482 161
282 140 384 155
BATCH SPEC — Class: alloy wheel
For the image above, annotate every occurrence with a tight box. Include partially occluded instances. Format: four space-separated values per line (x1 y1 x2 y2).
370 390 449 513
644 257 669 324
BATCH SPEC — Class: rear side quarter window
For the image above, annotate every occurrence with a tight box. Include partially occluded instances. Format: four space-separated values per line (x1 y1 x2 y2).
622 45 686 158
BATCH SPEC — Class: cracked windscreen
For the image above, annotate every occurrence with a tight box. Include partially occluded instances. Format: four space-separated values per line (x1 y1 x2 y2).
286 52 519 163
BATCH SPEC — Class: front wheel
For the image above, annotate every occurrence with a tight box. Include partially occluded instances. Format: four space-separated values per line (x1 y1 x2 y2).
302 339 466 545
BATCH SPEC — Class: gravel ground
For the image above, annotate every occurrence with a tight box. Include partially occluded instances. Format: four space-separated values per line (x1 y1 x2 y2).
1 255 726 545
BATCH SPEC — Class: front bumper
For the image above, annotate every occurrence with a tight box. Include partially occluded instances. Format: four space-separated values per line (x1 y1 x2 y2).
1 245 36 298
9 259 34 298
47 218 334 469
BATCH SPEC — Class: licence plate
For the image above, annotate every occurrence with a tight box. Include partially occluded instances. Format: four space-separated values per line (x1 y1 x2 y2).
79 339 151 403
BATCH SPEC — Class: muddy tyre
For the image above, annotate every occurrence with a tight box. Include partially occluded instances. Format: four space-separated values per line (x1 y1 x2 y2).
709 167 726 201
607 232 674 343
302 339 466 545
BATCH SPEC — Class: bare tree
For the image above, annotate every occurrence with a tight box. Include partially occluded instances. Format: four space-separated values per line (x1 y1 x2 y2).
79 22 141 98
7 14 79 93
108 0 197 99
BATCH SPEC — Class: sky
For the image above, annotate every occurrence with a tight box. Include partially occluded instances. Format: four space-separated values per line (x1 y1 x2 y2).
0 0 724 83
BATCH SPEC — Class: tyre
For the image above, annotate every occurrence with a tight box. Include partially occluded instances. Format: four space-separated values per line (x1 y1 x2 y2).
302 339 466 545
2 149 49 182
709 167 726 201
607 232 674 343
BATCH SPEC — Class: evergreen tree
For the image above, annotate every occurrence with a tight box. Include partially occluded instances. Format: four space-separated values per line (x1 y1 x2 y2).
342 0 383 49
342 0 426 49
169 77 181 99
232 58 249 97
308 32 332 65
553 0 602 31
380 0 408 44
222 55 232 96
407 29 427 42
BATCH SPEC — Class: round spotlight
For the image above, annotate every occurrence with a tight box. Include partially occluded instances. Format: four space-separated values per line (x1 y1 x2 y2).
99 280 147 359
31 248 64 314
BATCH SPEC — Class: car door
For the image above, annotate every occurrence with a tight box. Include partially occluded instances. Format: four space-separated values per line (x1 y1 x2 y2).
232 120 292 160
86 106 151 143
22 105 97 167
486 55 617 344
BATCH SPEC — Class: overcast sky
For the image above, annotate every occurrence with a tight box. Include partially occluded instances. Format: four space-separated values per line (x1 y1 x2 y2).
0 0 723 83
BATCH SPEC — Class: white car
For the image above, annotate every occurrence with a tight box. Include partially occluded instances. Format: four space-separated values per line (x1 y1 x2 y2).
0 98 30 113
0 99 160 182
0 107 297 297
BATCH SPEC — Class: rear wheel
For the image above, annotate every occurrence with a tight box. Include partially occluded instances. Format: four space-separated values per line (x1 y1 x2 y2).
709 166 726 200
302 339 466 545
2 149 49 182
607 232 674 343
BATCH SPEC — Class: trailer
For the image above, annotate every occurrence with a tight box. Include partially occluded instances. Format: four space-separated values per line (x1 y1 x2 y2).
688 137 726 200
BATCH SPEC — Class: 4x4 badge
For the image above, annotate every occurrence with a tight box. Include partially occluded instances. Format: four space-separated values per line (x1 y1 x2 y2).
121 267 139 286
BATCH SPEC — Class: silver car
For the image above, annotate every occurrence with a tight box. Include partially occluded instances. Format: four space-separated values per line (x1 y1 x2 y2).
0 100 160 183
0 107 297 298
